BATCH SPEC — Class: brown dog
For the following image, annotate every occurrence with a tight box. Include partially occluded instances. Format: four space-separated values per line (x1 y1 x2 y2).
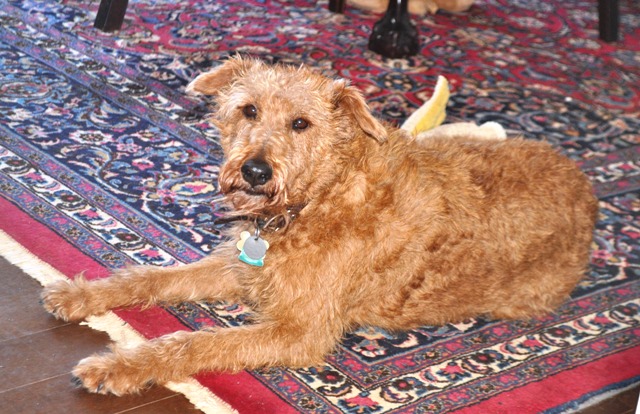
41 56 598 395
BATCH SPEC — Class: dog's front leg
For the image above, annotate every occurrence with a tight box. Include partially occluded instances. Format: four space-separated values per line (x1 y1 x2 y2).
72 321 339 395
42 245 243 322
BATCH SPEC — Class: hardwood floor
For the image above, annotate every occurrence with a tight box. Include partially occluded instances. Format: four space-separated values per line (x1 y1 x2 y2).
0 256 198 413
0 255 637 413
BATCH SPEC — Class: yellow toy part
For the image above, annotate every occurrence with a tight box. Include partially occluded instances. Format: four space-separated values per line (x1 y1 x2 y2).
401 75 450 136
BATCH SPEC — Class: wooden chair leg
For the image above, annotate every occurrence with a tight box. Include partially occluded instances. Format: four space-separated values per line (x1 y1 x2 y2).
598 0 619 42
94 0 129 32
329 0 346 13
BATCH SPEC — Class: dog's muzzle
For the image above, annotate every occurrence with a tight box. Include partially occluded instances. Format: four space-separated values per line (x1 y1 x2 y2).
241 158 273 188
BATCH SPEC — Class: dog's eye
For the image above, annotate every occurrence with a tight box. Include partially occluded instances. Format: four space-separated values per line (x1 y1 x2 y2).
242 104 257 119
292 118 309 131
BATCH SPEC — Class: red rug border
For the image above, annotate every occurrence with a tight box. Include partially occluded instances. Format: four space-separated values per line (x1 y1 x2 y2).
1 194 637 413
455 345 640 414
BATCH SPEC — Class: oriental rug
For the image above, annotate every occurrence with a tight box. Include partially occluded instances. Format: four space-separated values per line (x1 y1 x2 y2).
0 0 639 413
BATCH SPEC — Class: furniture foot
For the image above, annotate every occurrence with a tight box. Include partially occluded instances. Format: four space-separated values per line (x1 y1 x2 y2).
368 0 419 58
94 0 128 32
329 0 347 13
598 0 619 42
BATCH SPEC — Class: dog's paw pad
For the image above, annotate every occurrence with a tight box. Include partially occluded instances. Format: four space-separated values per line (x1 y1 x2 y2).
41 281 76 321
41 278 95 322
72 354 152 396
73 355 126 395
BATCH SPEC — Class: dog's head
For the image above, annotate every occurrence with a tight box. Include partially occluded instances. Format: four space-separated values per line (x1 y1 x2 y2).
187 56 387 216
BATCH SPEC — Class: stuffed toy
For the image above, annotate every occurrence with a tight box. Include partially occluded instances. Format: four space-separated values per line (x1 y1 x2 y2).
402 76 507 141
349 0 475 15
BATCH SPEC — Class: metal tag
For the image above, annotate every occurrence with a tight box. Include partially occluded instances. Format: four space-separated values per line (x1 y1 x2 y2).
243 235 268 260
237 230 269 267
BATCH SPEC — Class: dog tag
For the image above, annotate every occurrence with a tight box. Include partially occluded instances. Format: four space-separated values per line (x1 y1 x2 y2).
243 235 268 259
237 231 269 267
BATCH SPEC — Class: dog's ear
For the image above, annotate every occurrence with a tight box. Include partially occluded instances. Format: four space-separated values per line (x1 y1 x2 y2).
186 56 258 95
332 80 387 143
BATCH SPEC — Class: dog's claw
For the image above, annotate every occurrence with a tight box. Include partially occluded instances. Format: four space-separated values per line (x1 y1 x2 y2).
71 376 83 388
41 278 93 322
71 353 154 395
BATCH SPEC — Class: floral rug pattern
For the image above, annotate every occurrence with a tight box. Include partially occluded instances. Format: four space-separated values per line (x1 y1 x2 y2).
0 0 638 412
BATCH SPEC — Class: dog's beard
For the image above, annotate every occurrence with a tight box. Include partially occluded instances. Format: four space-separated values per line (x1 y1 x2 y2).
218 166 288 217
222 189 282 216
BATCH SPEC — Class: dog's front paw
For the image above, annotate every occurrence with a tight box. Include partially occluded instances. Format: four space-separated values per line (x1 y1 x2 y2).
41 276 95 322
72 353 153 396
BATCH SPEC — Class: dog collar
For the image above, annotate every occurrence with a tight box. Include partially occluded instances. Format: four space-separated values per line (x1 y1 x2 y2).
214 203 305 230
256 204 304 232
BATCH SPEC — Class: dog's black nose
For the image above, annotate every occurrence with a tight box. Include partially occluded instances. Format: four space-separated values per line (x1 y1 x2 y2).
241 159 273 187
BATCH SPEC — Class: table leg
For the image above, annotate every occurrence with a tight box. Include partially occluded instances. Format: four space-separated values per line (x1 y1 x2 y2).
329 0 347 13
598 0 619 42
368 0 419 58
94 0 129 32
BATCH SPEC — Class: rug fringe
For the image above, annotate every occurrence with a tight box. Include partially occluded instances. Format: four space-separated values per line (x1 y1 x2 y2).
0 229 238 414
167 378 240 414
0 229 67 286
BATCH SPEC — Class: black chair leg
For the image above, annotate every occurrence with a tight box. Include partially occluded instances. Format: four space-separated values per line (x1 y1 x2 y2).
94 0 129 32
368 0 419 58
329 0 346 13
598 0 619 42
